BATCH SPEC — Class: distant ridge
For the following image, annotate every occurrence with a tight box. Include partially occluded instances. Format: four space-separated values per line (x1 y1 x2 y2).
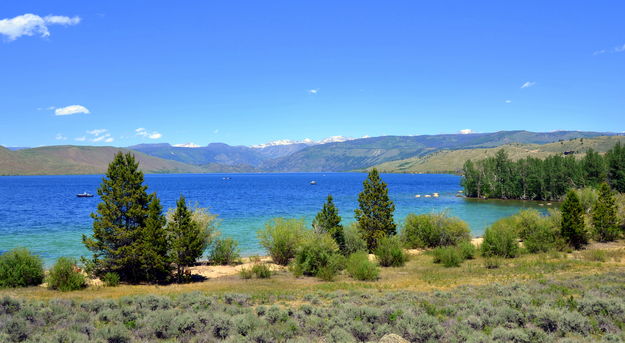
0 130 619 175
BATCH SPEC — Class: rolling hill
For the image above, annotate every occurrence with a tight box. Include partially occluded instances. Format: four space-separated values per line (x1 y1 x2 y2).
0 146 236 175
370 135 625 174
262 130 616 172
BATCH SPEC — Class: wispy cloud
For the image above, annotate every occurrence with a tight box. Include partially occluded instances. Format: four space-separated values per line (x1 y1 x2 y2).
505 100 512 104
55 133 67 141
54 105 90 116
213 129 219 134
75 136 86 142
86 129 113 143
459 129 474 134
593 43 625 55
308 89 319 94
135 128 162 139
0 14 80 41
521 81 536 89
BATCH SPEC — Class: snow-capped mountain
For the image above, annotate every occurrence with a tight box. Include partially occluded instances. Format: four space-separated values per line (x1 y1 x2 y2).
250 136 353 149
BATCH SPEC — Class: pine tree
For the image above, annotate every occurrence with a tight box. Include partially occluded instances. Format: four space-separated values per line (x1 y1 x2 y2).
167 195 206 282
606 142 625 193
313 195 345 253
592 183 619 242
82 152 151 283
561 189 588 249
355 169 396 251
582 149 607 187
138 194 172 283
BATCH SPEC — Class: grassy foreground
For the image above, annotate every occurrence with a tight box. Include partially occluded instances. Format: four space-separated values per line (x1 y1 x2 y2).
2 242 625 342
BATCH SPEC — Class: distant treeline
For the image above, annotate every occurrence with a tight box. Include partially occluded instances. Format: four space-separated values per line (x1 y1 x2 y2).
461 142 625 200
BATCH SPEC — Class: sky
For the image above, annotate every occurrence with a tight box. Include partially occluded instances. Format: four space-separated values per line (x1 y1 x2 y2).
1 1 624 148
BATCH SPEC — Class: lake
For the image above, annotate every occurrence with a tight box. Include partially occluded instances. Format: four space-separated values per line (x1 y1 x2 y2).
0 173 549 265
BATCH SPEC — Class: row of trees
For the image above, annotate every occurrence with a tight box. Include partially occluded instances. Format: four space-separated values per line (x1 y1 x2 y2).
82 153 217 284
462 142 625 200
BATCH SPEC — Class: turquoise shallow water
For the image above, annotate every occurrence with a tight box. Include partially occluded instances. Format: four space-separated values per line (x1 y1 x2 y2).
0 173 549 265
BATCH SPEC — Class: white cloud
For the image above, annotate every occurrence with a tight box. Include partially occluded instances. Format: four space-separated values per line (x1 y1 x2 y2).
55 133 67 141
135 128 162 139
505 100 512 104
75 136 86 142
459 129 474 134
308 89 319 94
86 129 113 143
521 81 536 89
173 143 201 148
594 43 625 55
0 14 80 41
87 129 107 136
54 105 90 116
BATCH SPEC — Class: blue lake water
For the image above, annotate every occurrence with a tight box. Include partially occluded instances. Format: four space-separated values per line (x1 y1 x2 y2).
0 173 549 265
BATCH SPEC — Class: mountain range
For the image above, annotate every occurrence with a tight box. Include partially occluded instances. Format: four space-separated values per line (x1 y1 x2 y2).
0 130 620 175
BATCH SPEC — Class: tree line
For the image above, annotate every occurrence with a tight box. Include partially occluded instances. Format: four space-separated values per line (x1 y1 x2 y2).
461 142 625 200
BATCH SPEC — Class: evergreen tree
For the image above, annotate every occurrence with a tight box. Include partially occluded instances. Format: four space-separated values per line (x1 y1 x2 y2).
138 194 172 283
167 195 206 282
560 189 588 249
582 149 607 187
82 152 151 283
592 183 619 242
355 169 396 251
606 142 625 192
312 195 345 253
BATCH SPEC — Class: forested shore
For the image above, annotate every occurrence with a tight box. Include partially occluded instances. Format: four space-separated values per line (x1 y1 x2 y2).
461 142 625 201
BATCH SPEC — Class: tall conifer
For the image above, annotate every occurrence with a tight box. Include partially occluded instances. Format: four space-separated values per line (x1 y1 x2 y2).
168 195 206 282
83 152 151 283
592 183 619 242
561 189 588 249
355 169 396 251
313 195 345 252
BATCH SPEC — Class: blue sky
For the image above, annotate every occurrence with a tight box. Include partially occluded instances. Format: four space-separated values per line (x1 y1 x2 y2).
1 1 624 147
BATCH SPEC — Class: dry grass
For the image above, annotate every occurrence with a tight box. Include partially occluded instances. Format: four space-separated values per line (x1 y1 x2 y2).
4 241 625 301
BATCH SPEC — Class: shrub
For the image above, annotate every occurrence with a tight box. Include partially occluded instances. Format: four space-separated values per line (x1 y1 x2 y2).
481 222 519 258
343 223 368 255
401 212 471 249
503 209 559 253
239 267 253 279
458 241 477 259
47 257 87 292
0 248 44 288
103 272 120 287
209 238 240 265
257 218 307 265
374 236 407 267
252 263 272 279
432 246 463 267
293 233 339 277
346 252 379 281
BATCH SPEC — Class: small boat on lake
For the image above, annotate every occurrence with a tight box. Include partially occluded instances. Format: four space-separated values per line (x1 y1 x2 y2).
310 181 317 185
76 192 94 198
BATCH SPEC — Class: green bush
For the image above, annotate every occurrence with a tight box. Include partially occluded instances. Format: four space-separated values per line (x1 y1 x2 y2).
343 223 368 256
504 209 559 253
480 221 519 258
458 241 477 260
374 236 407 267
239 267 253 279
103 272 120 287
401 212 471 249
252 263 272 279
258 218 307 265
0 248 44 288
346 252 379 281
47 257 87 292
432 246 463 267
293 233 339 277
209 238 241 265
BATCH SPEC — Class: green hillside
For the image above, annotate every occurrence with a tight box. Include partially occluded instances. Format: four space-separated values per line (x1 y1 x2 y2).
263 130 615 172
0 145 216 175
370 135 625 174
